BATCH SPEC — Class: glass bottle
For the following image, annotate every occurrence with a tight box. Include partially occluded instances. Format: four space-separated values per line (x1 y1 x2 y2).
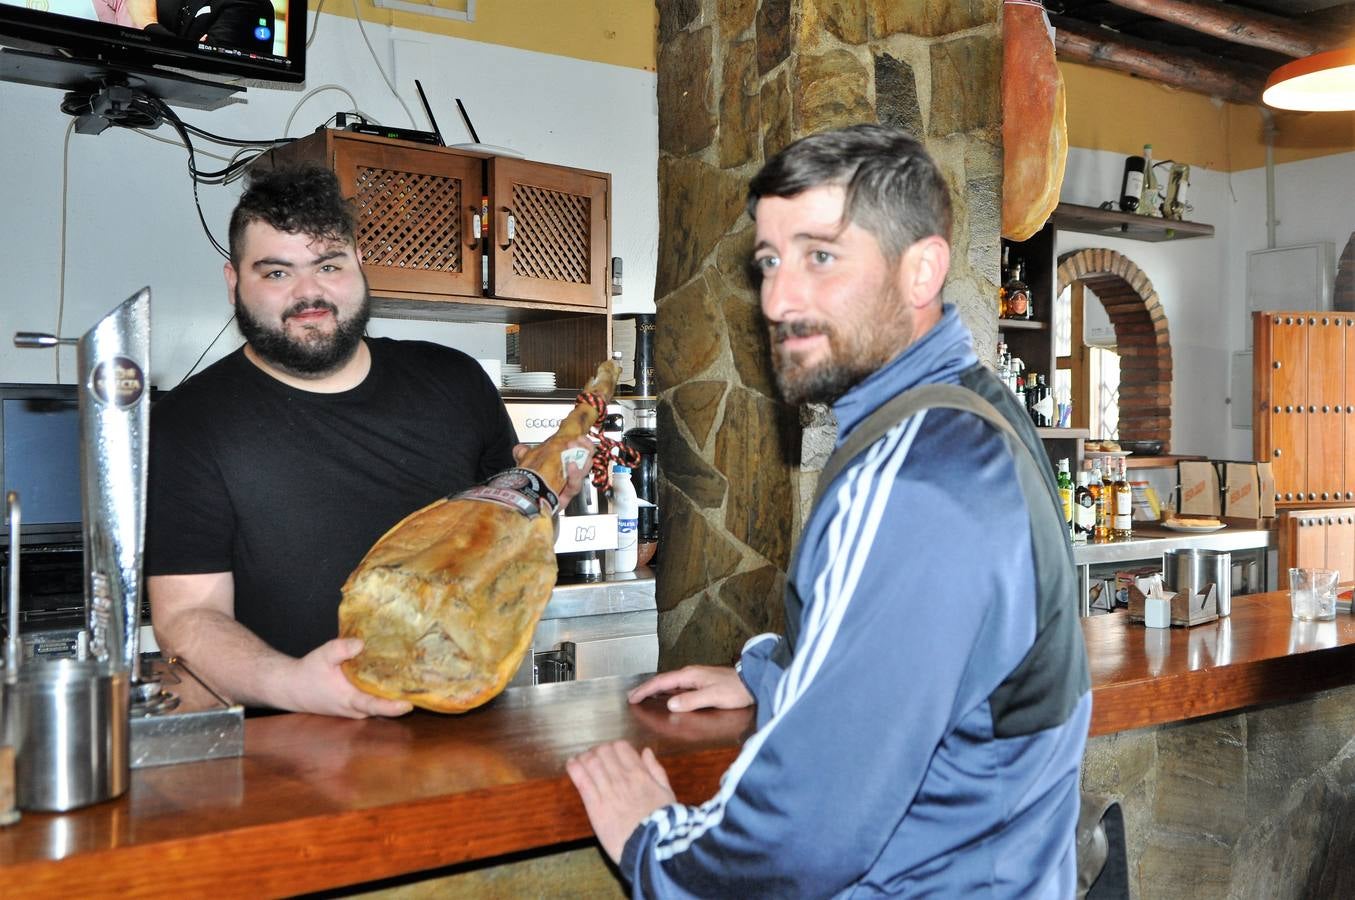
1119 153 1145 213
1003 258 1031 320
1091 458 1110 541
1073 469 1094 544
1112 457 1134 539
1057 458 1073 538
998 246 1010 318
1139 144 1160 217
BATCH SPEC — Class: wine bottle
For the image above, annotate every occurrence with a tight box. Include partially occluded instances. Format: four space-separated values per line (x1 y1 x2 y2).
1073 469 1094 544
1139 144 1160 217
1119 154 1145 212
1112 457 1133 538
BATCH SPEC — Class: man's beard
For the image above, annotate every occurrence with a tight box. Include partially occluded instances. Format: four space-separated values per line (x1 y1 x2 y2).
768 285 912 406
235 286 372 377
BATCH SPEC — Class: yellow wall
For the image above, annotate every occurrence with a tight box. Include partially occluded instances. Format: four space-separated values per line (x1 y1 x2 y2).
1061 61 1355 172
315 0 658 72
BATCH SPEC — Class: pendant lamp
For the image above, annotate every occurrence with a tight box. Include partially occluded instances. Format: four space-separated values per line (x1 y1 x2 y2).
1262 47 1355 111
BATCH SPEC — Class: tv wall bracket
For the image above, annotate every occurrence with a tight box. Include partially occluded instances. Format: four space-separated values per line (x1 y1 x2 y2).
0 46 242 121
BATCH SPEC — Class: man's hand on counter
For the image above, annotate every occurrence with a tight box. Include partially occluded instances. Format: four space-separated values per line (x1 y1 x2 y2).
287 638 414 719
627 665 754 712
567 741 676 863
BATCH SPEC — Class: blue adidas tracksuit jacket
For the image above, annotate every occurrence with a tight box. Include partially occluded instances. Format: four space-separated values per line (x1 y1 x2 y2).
620 305 1092 897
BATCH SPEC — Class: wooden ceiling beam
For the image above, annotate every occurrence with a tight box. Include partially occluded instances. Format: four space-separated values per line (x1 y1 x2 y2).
1052 14 1269 106
1104 0 1339 58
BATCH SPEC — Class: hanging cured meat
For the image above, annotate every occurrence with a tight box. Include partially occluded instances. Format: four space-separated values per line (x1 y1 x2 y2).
1002 0 1067 241
337 358 622 713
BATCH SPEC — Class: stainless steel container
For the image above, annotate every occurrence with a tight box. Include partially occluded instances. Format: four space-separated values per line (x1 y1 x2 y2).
7 658 128 811
1163 548 1232 616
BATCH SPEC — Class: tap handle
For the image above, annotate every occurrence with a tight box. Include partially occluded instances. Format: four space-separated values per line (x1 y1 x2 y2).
6 492 20 678
13 332 78 348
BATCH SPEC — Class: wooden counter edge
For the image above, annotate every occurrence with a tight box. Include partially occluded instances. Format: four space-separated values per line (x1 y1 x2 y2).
4 746 741 899
1088 642 1355 737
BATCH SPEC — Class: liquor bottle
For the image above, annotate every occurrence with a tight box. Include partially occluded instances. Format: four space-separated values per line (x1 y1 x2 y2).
1119 153 1145 213
1139 144 1160 217
1091 458 1110 541
1024 374 1041 426
1057 458 1073 537
1015 371 1026 409
1002 258 1031 320
998 246 1009 318
1112 457 1133 539
1032 374 1054 428
1073 469 1094 544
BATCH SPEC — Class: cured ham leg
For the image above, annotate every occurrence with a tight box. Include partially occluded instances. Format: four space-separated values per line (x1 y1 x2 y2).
1002 0 1067 241
337 358 621 713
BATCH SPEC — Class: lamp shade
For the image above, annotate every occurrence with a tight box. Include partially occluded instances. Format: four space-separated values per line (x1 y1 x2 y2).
1262 47 1355 111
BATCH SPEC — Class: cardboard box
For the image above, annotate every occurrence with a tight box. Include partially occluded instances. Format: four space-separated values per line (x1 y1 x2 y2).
1178 461 1222 516
1221 461 1276 526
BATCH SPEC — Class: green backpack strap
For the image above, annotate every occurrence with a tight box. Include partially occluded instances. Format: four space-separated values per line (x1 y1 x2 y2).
814 383 1028 510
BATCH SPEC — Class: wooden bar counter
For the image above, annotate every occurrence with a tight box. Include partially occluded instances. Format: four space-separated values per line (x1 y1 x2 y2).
3 589 1354 896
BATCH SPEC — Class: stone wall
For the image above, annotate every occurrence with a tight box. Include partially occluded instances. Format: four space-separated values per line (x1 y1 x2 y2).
654 0 1005 667
1083 686 1355 898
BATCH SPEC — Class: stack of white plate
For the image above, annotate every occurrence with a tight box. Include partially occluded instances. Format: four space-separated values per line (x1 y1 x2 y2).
504 371 557 393
500 363 523 388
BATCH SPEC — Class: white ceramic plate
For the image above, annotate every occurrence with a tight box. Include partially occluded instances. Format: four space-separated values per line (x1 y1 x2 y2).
1161 522 1227 533
1085 450 1133 457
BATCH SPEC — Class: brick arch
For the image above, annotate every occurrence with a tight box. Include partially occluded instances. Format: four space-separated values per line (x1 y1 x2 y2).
1056 249 1172 451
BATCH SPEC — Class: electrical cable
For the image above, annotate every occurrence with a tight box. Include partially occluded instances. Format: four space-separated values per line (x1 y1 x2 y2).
282 82 371 137
133 127 238 164
177 313 237 386
55 118 76 382
178 121 292 147
307 0 327 48
147 96 230 257
351 0 417 127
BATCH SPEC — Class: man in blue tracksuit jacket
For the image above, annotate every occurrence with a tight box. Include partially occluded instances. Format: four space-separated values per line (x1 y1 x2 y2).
567 124 1092 898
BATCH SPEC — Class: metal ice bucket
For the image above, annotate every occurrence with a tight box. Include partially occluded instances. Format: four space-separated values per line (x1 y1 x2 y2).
6 658 128 811
1163 548 1232 616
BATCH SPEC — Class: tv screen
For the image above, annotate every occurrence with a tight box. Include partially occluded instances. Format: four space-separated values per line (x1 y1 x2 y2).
0 385 83 548
0 0 305 91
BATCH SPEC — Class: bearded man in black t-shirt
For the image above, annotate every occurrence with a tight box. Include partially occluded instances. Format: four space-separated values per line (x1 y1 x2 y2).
147 166 536 718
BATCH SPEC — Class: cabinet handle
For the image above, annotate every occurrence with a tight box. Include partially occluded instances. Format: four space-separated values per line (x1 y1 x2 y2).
1310 492 1318 500
1285 316 1294 324
467 206 481 252
1309 316 1317 325
1274 361 1282 369
497 207 516 251
1274 448 1282 457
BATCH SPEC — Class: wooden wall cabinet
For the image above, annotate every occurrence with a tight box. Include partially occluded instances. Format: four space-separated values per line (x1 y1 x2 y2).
1277 507 1355 577
253 131 613 389
1253 312 1355 507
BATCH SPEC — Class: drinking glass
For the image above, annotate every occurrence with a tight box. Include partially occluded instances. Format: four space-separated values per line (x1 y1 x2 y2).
1288 567 1339 621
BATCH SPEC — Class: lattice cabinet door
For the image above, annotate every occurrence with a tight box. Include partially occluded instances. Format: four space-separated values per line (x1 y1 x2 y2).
330 139 484 300
489 158 610 309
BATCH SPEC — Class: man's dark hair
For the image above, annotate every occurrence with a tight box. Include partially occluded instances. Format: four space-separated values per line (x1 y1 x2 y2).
747 123 953 264
228 165 357 266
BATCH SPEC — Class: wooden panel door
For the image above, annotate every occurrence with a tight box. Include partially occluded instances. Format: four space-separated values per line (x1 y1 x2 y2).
330 138 485 300
490 158 610 309
1324 510 1355 582
1269 315 1309 503
1280 511 1328 574
1308 315 1345 503
1344 317 1355 502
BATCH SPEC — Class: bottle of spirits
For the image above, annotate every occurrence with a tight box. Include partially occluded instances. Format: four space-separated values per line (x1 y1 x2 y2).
1119 153 1145 213
1139 144 1160 217
1091 458 1110 541
1073 469 1094 544
1003 258 1031 320
1057 458 1073 538
1112 457 1134 539
998 246 1010 318
1033 374 1054 428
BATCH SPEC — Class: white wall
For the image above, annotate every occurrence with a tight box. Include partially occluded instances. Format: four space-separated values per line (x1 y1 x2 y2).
1059 144 1355 460
1058 146 1237 458
0 13 658 388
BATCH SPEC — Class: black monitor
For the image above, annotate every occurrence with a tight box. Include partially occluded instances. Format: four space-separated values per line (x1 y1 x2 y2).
0 0 306 105
0 383 83 548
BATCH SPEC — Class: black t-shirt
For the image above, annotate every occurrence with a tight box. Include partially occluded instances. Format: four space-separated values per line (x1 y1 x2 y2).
145 338 518 658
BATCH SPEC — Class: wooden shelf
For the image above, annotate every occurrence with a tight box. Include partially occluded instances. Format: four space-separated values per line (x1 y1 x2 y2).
1125 453 1204 469
371 295 608 325
998 318 1048 331
1051 202 1214 242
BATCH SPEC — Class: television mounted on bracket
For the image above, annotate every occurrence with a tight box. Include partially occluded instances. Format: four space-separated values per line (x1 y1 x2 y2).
0 0 307 110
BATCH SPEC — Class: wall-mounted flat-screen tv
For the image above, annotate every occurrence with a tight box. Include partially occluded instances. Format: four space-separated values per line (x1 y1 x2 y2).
0 0 306 97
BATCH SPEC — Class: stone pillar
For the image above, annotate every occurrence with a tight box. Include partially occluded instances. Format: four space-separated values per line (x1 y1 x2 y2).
654 0 1004 666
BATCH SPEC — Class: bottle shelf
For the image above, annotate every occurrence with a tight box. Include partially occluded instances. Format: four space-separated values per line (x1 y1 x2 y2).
999 319 1048 331
1050 202 1214 243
